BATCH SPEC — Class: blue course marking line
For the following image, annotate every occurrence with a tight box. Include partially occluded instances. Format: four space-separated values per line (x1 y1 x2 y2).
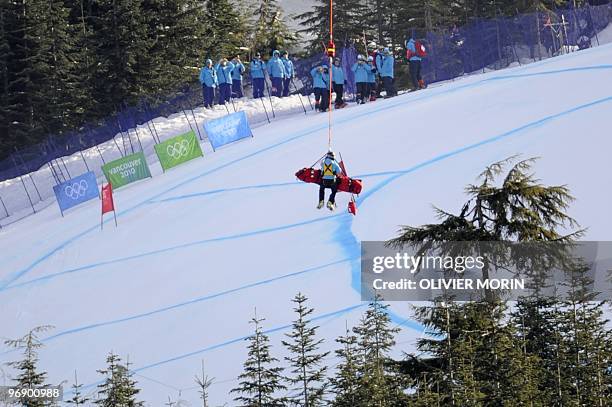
69 303 368 394
2 213 345 292
353 95 612 182
147 181 302 204
329 210 427 333
485 64 612 81
2 63 608 289
0 258 355 356
41 258 354 341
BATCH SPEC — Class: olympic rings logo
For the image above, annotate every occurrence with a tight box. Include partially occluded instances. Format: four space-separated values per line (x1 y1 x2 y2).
64 180 89 200
166 139 190 159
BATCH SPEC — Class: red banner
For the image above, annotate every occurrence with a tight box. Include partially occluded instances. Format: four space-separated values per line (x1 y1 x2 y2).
101 183 114 214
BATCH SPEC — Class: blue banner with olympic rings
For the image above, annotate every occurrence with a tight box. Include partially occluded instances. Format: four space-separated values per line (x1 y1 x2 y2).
53 171 99 215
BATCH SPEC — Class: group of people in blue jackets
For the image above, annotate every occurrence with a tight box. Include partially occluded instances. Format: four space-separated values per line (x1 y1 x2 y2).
198 50 295 108
199 41 424 111
310 46 398 110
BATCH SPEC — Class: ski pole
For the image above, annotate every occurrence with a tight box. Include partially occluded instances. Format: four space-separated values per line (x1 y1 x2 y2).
260 96 270 123
184 95 204 140
293 77 313 110
263 72 276 118
290 77 307 114
230 94 237 112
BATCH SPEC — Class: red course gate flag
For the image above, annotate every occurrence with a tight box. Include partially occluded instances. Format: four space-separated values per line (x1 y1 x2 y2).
101 183 117 229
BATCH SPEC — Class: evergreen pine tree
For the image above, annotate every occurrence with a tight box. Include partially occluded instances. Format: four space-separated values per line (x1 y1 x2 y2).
251 0 296 57
297 0 368 54
511 295 564 404
201 0 249 60
282 293 329 407
95 352 143 406
352 295 408 406
66 370 89 405
87 0 151 115
139 0 208 95
4 326 53 407
64 0 98 126
388 157 585 405
409 299 541 405
387 156 583 298
556 264 612 406
329 323 360 407
6 0 80 141
194 360 214 407
0 0 15 158
231 312 286 406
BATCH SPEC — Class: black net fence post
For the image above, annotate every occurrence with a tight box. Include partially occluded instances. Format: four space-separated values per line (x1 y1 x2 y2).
14 148 42 202
0 195 8 218
78 135 90 173
10 154 36 214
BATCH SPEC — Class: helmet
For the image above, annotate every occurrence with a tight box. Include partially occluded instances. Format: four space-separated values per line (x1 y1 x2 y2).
255 52 261 58
383 47 390 53
367 56 373 62
326 150 335 159
273 49 280 56
205 58 212 65
281 50 288 56
357 54 365 61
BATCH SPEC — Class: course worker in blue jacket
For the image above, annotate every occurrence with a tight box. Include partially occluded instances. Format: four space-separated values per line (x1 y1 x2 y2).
266 50 286 97
331 57 346 108
215 58 235 105
199 59 217 108
351 55 371 104
250 52 266 98
231 55 245 98
406 38 425 90
310 63 330 112
376 47 396 97
366 56 377 100
280 51 294 97
317 150 342 210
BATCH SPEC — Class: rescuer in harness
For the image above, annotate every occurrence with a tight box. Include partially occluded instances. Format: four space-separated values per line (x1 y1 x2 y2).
318 150 342 210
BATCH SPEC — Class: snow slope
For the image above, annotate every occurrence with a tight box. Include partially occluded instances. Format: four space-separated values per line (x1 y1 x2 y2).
1 44 612 405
